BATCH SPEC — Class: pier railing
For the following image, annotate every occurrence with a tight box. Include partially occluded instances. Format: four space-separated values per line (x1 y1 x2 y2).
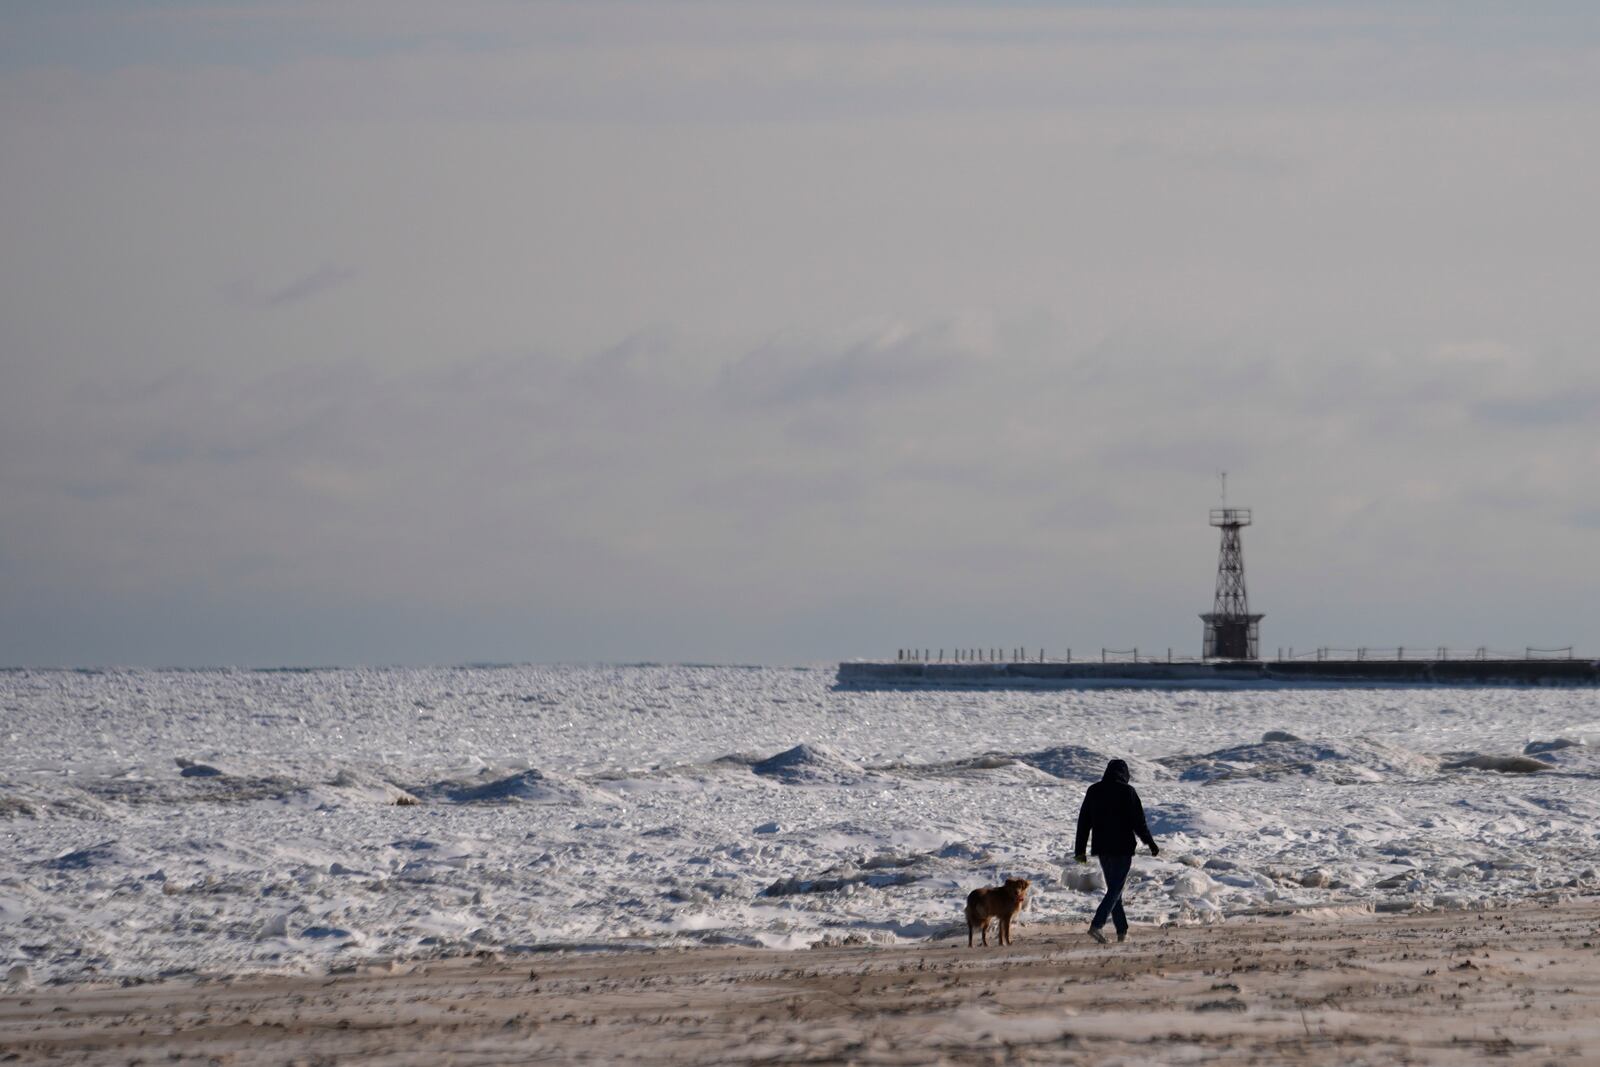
1273 646 1576 662
892 646 1580 664
893 648 1206 664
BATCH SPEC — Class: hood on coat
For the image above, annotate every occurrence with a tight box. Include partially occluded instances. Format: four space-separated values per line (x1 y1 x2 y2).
1102 759 1130 784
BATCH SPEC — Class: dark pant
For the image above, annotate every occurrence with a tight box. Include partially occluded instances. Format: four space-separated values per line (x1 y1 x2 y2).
1091 853 1133 934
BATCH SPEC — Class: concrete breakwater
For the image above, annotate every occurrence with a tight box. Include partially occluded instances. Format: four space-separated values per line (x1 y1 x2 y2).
837 658 1600 689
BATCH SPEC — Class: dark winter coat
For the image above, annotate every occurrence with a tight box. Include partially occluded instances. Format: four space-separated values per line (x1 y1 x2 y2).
1074 759 1156 857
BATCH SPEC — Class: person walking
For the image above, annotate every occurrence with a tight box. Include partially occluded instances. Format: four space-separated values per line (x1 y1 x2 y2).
1073 758 1158 943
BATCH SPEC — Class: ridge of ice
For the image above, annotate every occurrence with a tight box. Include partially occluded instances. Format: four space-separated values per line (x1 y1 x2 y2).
1011 745 1169 783
1160 735 1440 783
750 743 867 784
423 768 619 805
4 664 1599 984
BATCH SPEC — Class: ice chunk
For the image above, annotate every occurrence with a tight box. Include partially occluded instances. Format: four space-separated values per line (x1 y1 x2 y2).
301 925 356 940
1061 866 1105 893
1169 868 1219 900
175 757 224 778
1523 737 1583 756
1519 738 1597 770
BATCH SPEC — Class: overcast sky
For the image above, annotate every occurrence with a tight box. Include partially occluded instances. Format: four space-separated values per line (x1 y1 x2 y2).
3 2 1598 666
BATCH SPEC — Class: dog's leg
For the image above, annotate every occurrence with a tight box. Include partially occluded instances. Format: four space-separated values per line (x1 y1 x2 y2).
967 921 973 948
1000 915 1009 945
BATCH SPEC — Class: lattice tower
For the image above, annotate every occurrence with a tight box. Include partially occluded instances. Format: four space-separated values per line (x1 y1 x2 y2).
1200 507 1263 660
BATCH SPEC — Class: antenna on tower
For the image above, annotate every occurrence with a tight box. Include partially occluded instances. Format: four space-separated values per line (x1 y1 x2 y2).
1219 471 1227 505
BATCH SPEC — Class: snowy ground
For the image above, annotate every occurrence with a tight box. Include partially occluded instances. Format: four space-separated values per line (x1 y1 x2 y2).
2 665 1598 984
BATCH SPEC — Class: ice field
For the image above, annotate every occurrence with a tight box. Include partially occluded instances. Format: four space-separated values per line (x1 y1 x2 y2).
3 665 1599 984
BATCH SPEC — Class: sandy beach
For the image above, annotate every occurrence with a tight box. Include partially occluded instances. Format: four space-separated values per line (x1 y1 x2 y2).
3 898 1597 1065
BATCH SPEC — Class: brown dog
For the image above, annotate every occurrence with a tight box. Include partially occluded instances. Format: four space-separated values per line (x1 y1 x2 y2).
965 877 1030 947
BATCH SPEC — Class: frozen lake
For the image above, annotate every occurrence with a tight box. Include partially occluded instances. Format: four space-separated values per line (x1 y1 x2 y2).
3 665 1598 983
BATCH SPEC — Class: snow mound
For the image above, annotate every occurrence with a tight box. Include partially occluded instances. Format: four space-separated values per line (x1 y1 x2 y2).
0 783 114 821
40 840 138 871
762 850 936 897
1261 730 1302 743
1148 800 1263 837
751 744 867 784
426 769 619 805
319 768 420 806
1443 754 1553 774
1012 745 1169 783
88 774 302 806
1160 736 1440 784
884 754 1061 785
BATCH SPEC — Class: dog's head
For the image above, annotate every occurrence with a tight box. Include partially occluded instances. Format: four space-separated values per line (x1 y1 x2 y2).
1004 877 1030 902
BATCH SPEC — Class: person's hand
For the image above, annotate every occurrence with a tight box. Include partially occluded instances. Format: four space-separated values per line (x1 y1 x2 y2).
1149 843 1160 858
1073 853 1087 865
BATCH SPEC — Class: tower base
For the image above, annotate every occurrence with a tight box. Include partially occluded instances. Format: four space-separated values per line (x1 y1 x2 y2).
1201 613 1263 660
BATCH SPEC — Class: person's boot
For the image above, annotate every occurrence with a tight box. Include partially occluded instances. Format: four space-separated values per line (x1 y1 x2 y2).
1116 930 1128 943
1088 927 1108 944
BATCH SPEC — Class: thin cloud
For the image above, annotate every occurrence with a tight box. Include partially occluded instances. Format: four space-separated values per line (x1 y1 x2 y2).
254 265 357 308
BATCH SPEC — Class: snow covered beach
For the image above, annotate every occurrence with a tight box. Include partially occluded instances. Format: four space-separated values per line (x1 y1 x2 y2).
3 665 1598 985
8 903 1600 1065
